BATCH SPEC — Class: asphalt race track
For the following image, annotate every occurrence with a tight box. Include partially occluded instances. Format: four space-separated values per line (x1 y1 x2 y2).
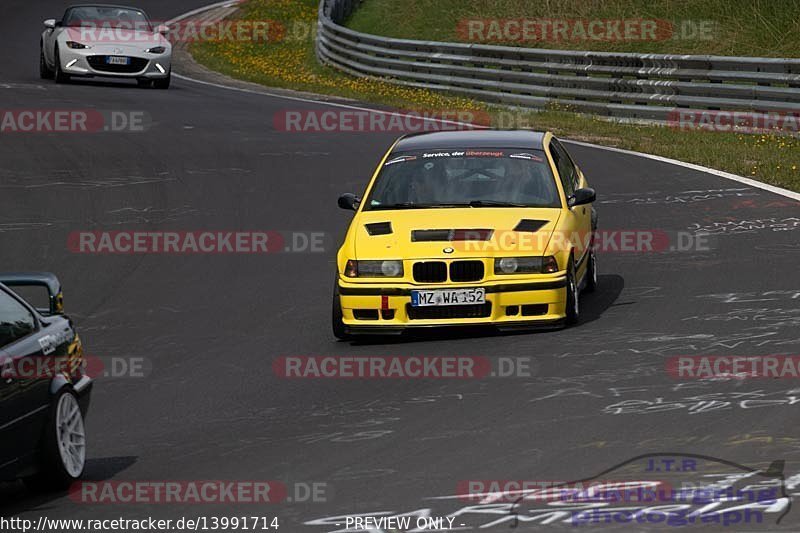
2 1 800 531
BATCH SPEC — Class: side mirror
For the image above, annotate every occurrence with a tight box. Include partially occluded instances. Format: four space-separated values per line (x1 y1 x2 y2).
338 193 360 211
154 24 169 34
568 187 596 208
0 272 64 316
44 19 56 29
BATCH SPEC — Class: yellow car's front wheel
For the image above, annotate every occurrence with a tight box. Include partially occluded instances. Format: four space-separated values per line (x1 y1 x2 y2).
332 281 351 341
566 257 580 325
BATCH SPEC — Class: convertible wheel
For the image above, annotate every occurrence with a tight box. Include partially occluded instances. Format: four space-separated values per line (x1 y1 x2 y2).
332 282 351 340
24 388 86 491
53 47 70 84
153 70 171 90
39 46 53 79
584 247 598 293
565 257 580 325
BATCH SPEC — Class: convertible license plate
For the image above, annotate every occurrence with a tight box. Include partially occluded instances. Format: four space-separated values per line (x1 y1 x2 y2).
106 56 130 65
411 288 485 307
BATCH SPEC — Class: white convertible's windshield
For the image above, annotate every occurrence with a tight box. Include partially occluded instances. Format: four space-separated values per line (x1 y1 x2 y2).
62 6 151 30
365 148 561 210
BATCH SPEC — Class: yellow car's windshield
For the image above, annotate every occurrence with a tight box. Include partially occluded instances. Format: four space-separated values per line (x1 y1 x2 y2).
365 148 561 210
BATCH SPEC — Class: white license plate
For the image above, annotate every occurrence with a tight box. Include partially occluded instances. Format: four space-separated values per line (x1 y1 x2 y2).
411 288 485 307
107 56 130 65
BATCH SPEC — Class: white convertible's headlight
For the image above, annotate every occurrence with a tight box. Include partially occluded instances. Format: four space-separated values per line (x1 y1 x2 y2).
344 260 403 278
66 41 90 49
145 46 166 54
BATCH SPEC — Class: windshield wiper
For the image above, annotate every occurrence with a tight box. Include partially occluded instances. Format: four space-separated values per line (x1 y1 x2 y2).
468 200 530 208
370 201 533 209
371 203 467 210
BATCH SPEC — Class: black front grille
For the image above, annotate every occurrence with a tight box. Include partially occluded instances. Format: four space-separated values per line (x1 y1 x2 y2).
87 56 148 73
413 262 447 283
450 261 484 282
407 303 492 320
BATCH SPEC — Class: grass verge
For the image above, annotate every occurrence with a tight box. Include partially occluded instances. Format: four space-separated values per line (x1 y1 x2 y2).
348 0 800 57
190 0 800 193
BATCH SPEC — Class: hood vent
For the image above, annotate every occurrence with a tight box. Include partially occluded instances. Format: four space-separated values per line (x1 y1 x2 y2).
412 229 494 242
365 222 393 236
514 219 548 233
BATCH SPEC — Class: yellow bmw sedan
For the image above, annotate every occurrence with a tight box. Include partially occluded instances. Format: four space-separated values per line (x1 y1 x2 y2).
333 130 597 338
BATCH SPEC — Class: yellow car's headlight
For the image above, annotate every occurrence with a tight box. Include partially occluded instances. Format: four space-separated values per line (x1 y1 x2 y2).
345 260 403 278
494 256 558 275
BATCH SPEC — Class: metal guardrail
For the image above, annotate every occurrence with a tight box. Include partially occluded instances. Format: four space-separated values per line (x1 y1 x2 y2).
316 0 800 122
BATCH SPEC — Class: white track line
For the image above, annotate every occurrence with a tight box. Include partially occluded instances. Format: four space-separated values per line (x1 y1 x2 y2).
169 4 800 203
172 72 484 129
165 0 243 25
562 140 800 202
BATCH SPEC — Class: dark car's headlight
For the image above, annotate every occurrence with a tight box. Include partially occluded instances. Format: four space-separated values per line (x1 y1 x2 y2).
146 46 166 54
494 256 559 275
345 260 403 278
66 41 90 49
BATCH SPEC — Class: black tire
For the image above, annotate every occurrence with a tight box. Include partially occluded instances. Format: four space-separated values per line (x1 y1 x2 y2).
23 388 86 492
332 281 351 340
153 70 171 90
584 247 598 293
53 46 69 84
565 256 580 325
137 78 153 88
40 45 53 79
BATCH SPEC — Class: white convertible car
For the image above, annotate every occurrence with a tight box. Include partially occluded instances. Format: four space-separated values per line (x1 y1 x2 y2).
40 4 172 89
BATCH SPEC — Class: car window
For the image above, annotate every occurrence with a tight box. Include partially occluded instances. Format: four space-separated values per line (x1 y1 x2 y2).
0 289 36 348
365 149 561 209
62 6 151 29
549 140 576 198
554 138 581 191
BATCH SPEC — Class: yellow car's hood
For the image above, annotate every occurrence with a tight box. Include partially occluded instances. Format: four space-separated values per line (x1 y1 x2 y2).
352 208 561 259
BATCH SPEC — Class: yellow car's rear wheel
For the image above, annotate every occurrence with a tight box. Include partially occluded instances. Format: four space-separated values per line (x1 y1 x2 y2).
585 248 598 293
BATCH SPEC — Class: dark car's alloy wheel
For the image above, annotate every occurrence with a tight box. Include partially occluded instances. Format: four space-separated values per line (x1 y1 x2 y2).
25 388 86 491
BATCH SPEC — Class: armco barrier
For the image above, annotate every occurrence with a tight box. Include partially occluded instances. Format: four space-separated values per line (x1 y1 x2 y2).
316 0 800 122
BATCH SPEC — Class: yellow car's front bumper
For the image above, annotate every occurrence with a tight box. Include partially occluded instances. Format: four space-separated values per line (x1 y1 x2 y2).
338 275 568 333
